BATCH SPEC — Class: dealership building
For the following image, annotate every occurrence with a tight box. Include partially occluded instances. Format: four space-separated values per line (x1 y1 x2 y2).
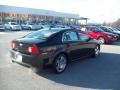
0 5 80 24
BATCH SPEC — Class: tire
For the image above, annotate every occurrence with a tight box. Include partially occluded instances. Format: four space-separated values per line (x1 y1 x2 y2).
98 37 105 44
28 27 31 30
92 45 100 57
53 54 68 74
12 60 15 63
10 27 12 31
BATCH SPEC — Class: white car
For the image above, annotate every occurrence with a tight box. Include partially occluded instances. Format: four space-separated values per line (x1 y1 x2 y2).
21 24 30 30
37 24 50 29
0 23 5 31
5 22 21 31
22 23 40 30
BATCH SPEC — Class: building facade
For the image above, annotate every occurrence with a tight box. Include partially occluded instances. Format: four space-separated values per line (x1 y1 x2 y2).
0 5 80 24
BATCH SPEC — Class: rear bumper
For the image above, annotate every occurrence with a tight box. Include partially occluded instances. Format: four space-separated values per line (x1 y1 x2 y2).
10 50 44 69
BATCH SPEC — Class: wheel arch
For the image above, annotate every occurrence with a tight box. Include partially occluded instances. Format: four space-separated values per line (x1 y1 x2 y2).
52 52 70 64
97 36 106 43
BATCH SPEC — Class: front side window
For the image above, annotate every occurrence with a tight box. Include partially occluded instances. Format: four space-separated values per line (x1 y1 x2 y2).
78 33 90 41
62 31 78 41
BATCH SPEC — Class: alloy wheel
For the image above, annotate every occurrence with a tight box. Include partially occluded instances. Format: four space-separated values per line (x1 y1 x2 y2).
54 55 67 73
95 46 100 57
99 37 105 44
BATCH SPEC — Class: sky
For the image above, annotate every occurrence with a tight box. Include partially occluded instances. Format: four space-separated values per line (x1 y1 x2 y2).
0 0 120 23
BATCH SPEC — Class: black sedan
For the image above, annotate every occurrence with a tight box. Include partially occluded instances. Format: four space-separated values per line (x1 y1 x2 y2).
11 29 100 73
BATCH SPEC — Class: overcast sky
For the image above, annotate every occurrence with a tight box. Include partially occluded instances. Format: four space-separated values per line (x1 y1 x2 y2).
0 0 120 23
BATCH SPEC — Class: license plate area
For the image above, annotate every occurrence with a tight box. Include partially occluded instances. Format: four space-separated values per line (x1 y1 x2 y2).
13 52 22 62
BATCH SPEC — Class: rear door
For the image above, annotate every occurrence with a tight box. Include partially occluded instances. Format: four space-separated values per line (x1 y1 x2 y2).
62 31 81 60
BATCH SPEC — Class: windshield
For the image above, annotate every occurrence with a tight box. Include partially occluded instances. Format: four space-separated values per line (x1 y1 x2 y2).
96 27 104 32
99 27 111 32
25 29 59 39
111 28 119 31
11 22 17 25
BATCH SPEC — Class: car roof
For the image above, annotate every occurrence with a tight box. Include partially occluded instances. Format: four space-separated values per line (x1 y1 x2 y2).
39 28 72 31
38 27 86 33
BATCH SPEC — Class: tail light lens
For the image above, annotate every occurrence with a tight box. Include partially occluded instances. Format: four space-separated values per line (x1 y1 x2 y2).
27 44 40 55
12 42 16 49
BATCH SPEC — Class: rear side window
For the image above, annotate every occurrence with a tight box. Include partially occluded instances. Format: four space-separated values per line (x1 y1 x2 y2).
78 33 90 41
25 30 59 39
62 31 79 41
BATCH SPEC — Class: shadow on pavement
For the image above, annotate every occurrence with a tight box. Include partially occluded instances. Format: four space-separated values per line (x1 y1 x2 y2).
112 41 120 46
38 52 120 89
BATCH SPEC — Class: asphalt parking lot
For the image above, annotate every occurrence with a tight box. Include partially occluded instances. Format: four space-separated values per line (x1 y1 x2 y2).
0 31 120 90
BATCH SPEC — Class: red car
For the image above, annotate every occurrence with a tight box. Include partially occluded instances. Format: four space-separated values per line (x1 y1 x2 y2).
81 26 117 44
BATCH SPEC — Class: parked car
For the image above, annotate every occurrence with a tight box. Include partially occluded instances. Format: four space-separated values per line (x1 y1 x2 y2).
112 27 120 31
38 24 50 29
5 22 21 31
81 26 117 44
10 29 100 74
21 23 40 30
70 25 81 30
98 26 120 40
0 23 5 31
108 27 120 34
21 23 30 30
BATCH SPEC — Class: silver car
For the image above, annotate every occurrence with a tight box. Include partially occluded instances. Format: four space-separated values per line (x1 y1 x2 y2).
5 22 21 31
21 23 40 30
0 23 5 31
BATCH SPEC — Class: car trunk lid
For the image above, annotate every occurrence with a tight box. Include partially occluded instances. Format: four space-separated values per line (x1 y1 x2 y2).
12 38 45 54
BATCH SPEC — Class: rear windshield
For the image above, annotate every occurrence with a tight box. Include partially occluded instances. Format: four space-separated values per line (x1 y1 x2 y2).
25 30 59 39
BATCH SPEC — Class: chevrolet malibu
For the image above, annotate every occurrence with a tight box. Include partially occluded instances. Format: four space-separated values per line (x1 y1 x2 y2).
11 29 100 74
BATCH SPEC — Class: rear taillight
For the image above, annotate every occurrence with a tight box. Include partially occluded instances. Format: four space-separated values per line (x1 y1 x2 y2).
27 44 40 55
12 42 16 49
